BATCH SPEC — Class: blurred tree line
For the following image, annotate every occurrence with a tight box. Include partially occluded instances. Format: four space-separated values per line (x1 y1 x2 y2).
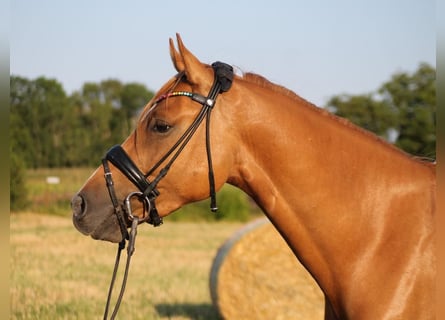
10 76 153 168
325 63 435 158
10 77 153 210
10 63 435 210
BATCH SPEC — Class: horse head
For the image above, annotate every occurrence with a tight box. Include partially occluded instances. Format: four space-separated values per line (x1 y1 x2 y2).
72 34 241 242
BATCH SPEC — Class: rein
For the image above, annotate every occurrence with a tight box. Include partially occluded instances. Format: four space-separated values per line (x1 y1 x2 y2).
101 61 234 319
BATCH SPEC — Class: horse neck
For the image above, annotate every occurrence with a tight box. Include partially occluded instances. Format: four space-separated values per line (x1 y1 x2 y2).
227 82 435 312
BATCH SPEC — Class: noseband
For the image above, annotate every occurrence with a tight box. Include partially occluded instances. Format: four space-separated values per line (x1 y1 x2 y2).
101 61 234 319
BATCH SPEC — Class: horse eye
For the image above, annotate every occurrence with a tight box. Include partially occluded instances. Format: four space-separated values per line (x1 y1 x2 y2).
152 120 172 134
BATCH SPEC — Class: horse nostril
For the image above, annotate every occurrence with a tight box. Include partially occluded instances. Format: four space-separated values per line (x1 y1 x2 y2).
71 194 86 218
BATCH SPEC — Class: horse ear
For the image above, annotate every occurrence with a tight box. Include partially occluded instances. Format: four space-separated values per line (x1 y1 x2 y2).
174 33 209 85
169 37 185 72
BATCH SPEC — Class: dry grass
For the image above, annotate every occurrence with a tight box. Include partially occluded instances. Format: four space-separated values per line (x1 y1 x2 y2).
10 213 243 319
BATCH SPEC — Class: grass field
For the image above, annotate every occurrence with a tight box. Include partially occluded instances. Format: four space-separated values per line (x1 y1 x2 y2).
11 168 261 319
24 167 95 215
11 212 244 319
22 167 261 221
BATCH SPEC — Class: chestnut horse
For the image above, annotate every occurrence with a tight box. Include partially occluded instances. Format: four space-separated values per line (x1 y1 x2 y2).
72 35 435 319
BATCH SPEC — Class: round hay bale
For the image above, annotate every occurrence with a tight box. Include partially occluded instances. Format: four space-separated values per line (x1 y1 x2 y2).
210 218 324 320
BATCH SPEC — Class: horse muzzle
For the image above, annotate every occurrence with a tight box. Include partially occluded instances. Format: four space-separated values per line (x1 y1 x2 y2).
71 193 124 243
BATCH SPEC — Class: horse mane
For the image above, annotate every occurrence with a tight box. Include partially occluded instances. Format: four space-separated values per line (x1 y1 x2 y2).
239 72 435 167
241 72 314 107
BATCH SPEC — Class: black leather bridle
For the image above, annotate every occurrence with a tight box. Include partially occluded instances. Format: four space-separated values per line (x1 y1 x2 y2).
100 61 234 319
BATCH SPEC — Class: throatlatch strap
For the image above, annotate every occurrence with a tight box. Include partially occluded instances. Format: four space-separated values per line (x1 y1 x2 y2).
206 62 234 211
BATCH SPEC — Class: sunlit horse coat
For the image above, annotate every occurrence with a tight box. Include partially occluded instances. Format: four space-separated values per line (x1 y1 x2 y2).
72 34 436 319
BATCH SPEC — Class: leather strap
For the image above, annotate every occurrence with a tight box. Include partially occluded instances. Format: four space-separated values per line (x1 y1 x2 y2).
105 145 159 197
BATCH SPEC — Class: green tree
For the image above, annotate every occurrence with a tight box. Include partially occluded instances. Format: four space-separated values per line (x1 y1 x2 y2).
326 94 397 141
71 79 154 164
121 82 154 134
379 63 435 157
10 76 37 167
10 76 71 168
325 63 435 158
11 75 155 168
76 81 114 162
10 152 28 211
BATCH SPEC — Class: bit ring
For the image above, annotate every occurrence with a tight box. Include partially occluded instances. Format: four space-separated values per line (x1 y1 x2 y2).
124 191 152 223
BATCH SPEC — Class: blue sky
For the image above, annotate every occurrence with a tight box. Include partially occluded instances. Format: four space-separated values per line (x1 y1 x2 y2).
10 0 435 107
